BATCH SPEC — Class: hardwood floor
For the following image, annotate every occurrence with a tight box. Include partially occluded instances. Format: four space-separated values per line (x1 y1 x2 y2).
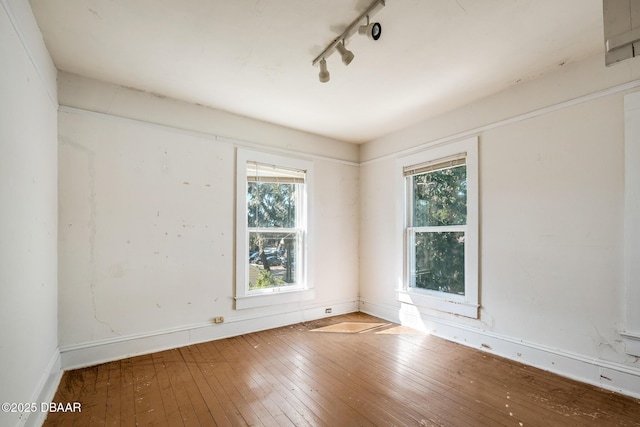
44 313 640 426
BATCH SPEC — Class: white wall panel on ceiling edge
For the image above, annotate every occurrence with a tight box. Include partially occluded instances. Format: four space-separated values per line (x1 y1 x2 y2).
1 1 59 426
59 298 358 370
1 0 57 106
57 72 359 164
360 53 640 163
623 90 640 357
359 300 640 399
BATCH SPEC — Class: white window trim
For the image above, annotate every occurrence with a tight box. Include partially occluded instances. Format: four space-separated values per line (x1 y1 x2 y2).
623 91 640 356
235 148 314 310
397 136 479 318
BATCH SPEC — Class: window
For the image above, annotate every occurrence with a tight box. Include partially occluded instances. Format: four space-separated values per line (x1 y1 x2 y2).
235 148 314 309
399 137 479 318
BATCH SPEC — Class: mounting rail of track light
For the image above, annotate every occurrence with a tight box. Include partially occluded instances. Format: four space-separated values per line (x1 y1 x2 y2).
312 0 385 83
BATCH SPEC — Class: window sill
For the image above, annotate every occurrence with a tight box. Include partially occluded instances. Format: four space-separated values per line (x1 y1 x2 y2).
235 288 315 310
397 290 479 318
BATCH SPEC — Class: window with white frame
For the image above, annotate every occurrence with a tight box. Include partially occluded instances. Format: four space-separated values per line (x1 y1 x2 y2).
235 148 314 309
399 136 479 318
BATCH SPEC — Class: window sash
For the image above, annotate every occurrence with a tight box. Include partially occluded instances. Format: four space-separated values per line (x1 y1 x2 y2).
248 229 304 291
406 162 468 228
407 227 466 295
247 181 302 229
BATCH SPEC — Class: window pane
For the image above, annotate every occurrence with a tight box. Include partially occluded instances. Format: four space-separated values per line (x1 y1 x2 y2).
248 182 297 228
412 165 466 227
249 231 299 290
412 231 465 295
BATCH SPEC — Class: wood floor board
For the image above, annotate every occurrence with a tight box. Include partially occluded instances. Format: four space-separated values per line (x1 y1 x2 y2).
442 350 627 425
269 327 445 426
351 338 540 425
150 353 186 427
75 366 100 427
276 323 498 427
174 347 221 427
207 336 317 426
160 349 207 426
103 361 122 426
194 345 262 425
246 331 360 426
360 336 582 426
131 354 162 426
206 339 291 424
225 334 320 427
118 358 137 427
273 323 486 423
76 366 103 427
278 327 490 427
213 341 287 426
84 362 108 426
201 351 269 426
44 313 640 426
272 342 400 426
379 334 632 426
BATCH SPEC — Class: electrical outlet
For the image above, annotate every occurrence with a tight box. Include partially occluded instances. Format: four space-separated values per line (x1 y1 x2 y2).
214 316 224 324
325 308 332 314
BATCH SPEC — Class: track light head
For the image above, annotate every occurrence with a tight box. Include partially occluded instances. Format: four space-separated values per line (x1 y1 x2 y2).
311 0 385 82
318 58 330 83
358 22 382 40
336 42 355 66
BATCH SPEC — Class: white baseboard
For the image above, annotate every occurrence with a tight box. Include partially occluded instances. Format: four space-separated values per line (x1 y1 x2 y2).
23 349 62 427
359 299 640 399
60 298 358 370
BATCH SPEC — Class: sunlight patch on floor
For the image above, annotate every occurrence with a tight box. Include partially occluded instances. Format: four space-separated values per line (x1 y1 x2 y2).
310 322 389 333
375 325 423 335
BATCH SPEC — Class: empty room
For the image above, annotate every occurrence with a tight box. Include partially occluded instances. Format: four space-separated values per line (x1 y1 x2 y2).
2 0 640 425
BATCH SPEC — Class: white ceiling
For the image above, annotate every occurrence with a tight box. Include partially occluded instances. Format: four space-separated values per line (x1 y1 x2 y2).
29 0 604 143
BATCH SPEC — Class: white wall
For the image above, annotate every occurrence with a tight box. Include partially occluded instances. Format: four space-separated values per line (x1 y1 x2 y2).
359 53 640 397
0 0 59 426
9 3 640 412
57 74 360 367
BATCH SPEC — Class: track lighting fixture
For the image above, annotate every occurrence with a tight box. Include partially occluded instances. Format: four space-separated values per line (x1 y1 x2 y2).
336 41 355 65
359 22 382 41
311 0 385 82
318 58 330 83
